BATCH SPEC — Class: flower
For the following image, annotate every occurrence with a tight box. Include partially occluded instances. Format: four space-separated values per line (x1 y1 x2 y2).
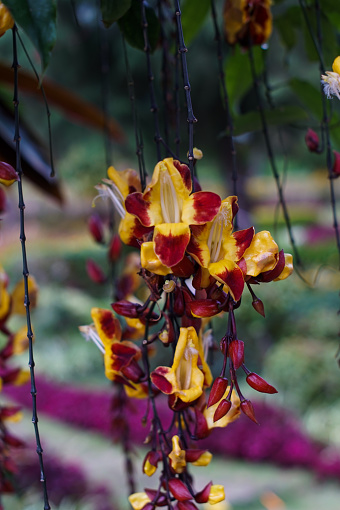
223 0 272 48
241 231 293 282
151 326 205 406
168 435 187 473
128 492 151 510
125 158 221 271
321 56 340 100
0 162 18 186
204 387 241 430
187 196 254 301
0 3 14 38
94 165 152 247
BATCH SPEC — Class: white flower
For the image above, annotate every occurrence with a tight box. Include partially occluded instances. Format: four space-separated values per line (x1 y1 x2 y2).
321 56 340 100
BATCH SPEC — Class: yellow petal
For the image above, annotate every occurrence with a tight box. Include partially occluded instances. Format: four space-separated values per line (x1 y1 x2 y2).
204 387 241 429
128 492 151 510
243 231 278 277
192 451 212 466
168 435 187 473
208 485 225 505
332 56 340 75
0 3 14 37
144 459 157 477
141 242 172 276
125 382 148 399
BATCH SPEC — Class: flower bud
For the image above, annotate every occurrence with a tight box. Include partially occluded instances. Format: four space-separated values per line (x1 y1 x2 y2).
194 408 210 439
163 279 176 293
207 377 229 408
213 399 231 422
189 299 220 318
240 399 258 424
86 259 106 284
228 339 244 369
305 129 320 153
246 372 277 394
168 478 192 501
88 213 104 244
332 150 340 178
0 161 18 186
112 299 140 318
108 234 122 262
252 298 265 317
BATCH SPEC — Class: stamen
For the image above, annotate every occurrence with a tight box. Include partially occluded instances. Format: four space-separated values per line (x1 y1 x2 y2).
79 325 105 354
94 181 126 219
160 169 180 223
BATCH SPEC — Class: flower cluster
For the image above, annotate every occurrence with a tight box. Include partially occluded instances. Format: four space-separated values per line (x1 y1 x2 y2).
82 155 293 508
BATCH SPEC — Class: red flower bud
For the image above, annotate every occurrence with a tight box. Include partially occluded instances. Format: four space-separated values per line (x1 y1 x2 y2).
194 408 210 439
228 339 244 369
0 161 18 186
246 372 277 394
3 433 25 447
332 150 340 178
86 259 107 284
213 399 231 422
194 481 213 504
305 128 320 153
252 298 265 317
168 479 192 501
240 399 258 424
145 489 167 506
189 299 220 318
173 287 185 316
108 233 122 262
88 213 104 243
207 377 228 408
112 299 140 318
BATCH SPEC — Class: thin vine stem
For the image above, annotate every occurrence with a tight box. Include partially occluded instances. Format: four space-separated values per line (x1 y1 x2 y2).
141 0 162 162
248 44 302 267
173 0 197 187
211 0 238 221
12 25 51 510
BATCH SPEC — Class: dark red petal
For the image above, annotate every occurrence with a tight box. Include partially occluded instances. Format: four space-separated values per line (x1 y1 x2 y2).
191 192 221 224
88 213 104 243
246 372 277 394
150 367 173 394
173 160 192 191
261 249 285 282
0 161 18 183
154 227 190 267
194 481 213 504
189 299 220 318
145 489 167 506
185 449 208 463
108 234 122 262
213 399 231 422
178 502 199 510
233 227 254 260
171 256 195 278
125 192 153 226
112 300 139 318
207 377 229 408
240 399 258 424
228 339 244 369
168 479 193 501
333 150 340 177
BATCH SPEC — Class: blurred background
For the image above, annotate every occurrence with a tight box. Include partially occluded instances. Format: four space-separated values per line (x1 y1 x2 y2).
0 0 339 508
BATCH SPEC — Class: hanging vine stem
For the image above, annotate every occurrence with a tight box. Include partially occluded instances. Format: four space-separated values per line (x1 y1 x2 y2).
247 43 302 267
173 0 197 188
174 36 181 159
314 0 340 264
157 0 171 151
16 31 55 178
210 0 238 225
122 34 147 191
12 25 51 510
141 0 162 162
98 20 112 169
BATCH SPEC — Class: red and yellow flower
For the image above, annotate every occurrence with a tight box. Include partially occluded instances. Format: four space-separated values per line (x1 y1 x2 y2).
224 0 273 47
187 196 254 301
151 326 205 406
125 158 221 272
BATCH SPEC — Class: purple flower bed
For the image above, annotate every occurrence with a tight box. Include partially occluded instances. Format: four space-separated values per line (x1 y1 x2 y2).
5 377 340 482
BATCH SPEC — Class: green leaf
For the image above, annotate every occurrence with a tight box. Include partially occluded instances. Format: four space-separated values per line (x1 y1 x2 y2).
289 78 323 120
231 106 308 136
225 46 264 113
118 0 160 53
3 0 57 71
180 0 210 46
100 0 131 28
